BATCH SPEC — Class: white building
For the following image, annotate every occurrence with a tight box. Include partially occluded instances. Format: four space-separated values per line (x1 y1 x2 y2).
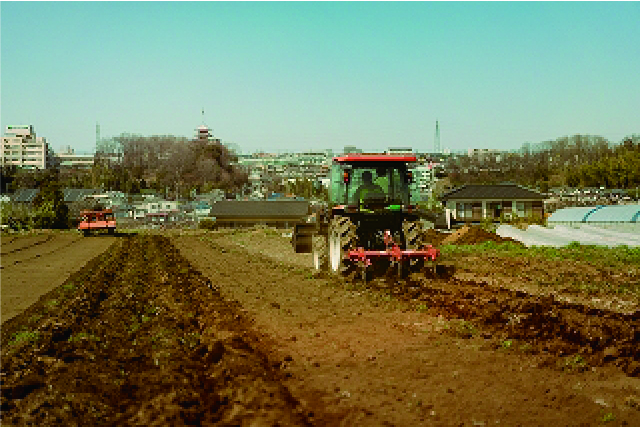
56 146 95 168
411 165 435 202
1 125 53 169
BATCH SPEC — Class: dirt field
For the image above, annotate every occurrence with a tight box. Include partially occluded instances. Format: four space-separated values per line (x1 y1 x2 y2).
1 231 117 324
1 228 639 426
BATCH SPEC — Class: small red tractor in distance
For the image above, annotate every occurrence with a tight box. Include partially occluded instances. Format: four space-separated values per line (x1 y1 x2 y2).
294 153 439 280
77 208 116 236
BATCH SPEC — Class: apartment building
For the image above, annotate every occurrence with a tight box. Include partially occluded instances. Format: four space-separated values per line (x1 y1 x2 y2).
1 125 54 169
56 146 95 169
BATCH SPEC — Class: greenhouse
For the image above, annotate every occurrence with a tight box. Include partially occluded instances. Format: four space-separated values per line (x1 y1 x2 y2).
547 204 640 234
497 204 640 247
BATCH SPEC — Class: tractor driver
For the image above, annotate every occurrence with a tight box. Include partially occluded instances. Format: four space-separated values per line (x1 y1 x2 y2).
354 170 385 205
374 167 389 194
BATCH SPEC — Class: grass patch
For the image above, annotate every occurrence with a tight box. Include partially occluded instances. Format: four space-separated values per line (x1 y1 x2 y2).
600 411 616 423
68 332 100 343
9 330 40 346
441 240 639 270
558 354 588 372
61 283 76 293
415 303 429 313
445 320 479 338
28 314 43 323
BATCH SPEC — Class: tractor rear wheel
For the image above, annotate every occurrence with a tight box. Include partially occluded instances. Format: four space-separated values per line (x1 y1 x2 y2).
403 220 424 249
328 216 358 275
403 220 426 274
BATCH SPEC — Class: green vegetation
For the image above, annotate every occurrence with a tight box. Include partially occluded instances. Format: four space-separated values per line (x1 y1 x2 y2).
448 134 639 192
600 411 616 423
440 240 640 269
179 332 201 349
415 303 429 313
446 320 479 338
68 332 101 343
558 354 587 372
9 330 40 346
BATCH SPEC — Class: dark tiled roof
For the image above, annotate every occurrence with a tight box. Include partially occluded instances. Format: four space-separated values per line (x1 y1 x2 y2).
11 189 40 202
63 188 100 203
209 200 309 219
441 184 545 200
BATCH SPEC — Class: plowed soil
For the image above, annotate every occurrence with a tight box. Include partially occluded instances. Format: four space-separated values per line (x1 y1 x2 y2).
2 228 639 426
1 231 117 324
1 234 309 425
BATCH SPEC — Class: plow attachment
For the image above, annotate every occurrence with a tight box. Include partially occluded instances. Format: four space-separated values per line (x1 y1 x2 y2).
346 231 441 281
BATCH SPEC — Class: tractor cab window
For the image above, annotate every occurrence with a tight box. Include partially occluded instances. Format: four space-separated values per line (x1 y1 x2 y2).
351 169 385 204
329 162 411 206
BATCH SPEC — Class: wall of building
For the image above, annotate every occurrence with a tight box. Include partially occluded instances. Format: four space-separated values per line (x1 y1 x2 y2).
445 199 544 224
1 125 50 169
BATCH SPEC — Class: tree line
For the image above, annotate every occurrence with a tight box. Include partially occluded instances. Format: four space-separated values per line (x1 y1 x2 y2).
1 133 250 199
446 134 640 192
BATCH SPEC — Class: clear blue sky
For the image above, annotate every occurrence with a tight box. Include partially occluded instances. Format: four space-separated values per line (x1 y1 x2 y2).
2 2 639 154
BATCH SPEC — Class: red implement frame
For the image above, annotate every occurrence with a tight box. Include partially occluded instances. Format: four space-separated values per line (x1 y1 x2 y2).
346 230 439 267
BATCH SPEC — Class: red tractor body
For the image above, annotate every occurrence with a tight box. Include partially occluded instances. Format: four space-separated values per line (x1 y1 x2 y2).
78 209 116 236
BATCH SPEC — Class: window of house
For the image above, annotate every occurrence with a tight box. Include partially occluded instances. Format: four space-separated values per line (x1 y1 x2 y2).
472 202 482 220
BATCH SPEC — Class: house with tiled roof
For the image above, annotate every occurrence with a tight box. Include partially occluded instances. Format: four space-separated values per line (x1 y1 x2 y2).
441 184 545 229
10 189 40 203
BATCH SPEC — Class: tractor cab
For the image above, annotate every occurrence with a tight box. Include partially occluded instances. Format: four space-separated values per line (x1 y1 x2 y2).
329 154 415 212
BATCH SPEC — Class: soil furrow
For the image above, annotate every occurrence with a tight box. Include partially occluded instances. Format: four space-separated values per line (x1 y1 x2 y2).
1 234 311 426
0 234 53 256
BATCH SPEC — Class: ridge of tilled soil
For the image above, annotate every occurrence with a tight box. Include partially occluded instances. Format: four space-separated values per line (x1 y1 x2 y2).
359 273 640 377
1 234 314 426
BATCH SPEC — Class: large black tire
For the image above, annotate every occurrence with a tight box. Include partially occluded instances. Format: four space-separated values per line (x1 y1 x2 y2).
402 220 427 275
402 220 424 250
312 235 328 271
328 216 358 275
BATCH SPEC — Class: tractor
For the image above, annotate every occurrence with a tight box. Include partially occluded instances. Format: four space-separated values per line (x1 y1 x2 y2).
294 153 439 280
77 208 117 236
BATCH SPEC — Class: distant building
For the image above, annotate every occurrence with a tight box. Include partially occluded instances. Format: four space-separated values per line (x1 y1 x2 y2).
343 146 362 154
441 184 546 229
194 123 221 144
1 125 54 169
386 147 414 155
56 146 95 169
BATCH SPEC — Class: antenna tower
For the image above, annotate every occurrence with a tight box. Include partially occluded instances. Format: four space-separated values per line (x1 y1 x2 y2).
96 122 100 152
434 120 440 154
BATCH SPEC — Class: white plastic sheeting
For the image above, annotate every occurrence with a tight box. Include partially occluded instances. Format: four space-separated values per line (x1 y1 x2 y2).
496 224 640 248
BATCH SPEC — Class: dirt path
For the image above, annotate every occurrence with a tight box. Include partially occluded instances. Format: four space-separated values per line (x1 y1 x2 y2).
172 230 640 426
1 232 117 324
